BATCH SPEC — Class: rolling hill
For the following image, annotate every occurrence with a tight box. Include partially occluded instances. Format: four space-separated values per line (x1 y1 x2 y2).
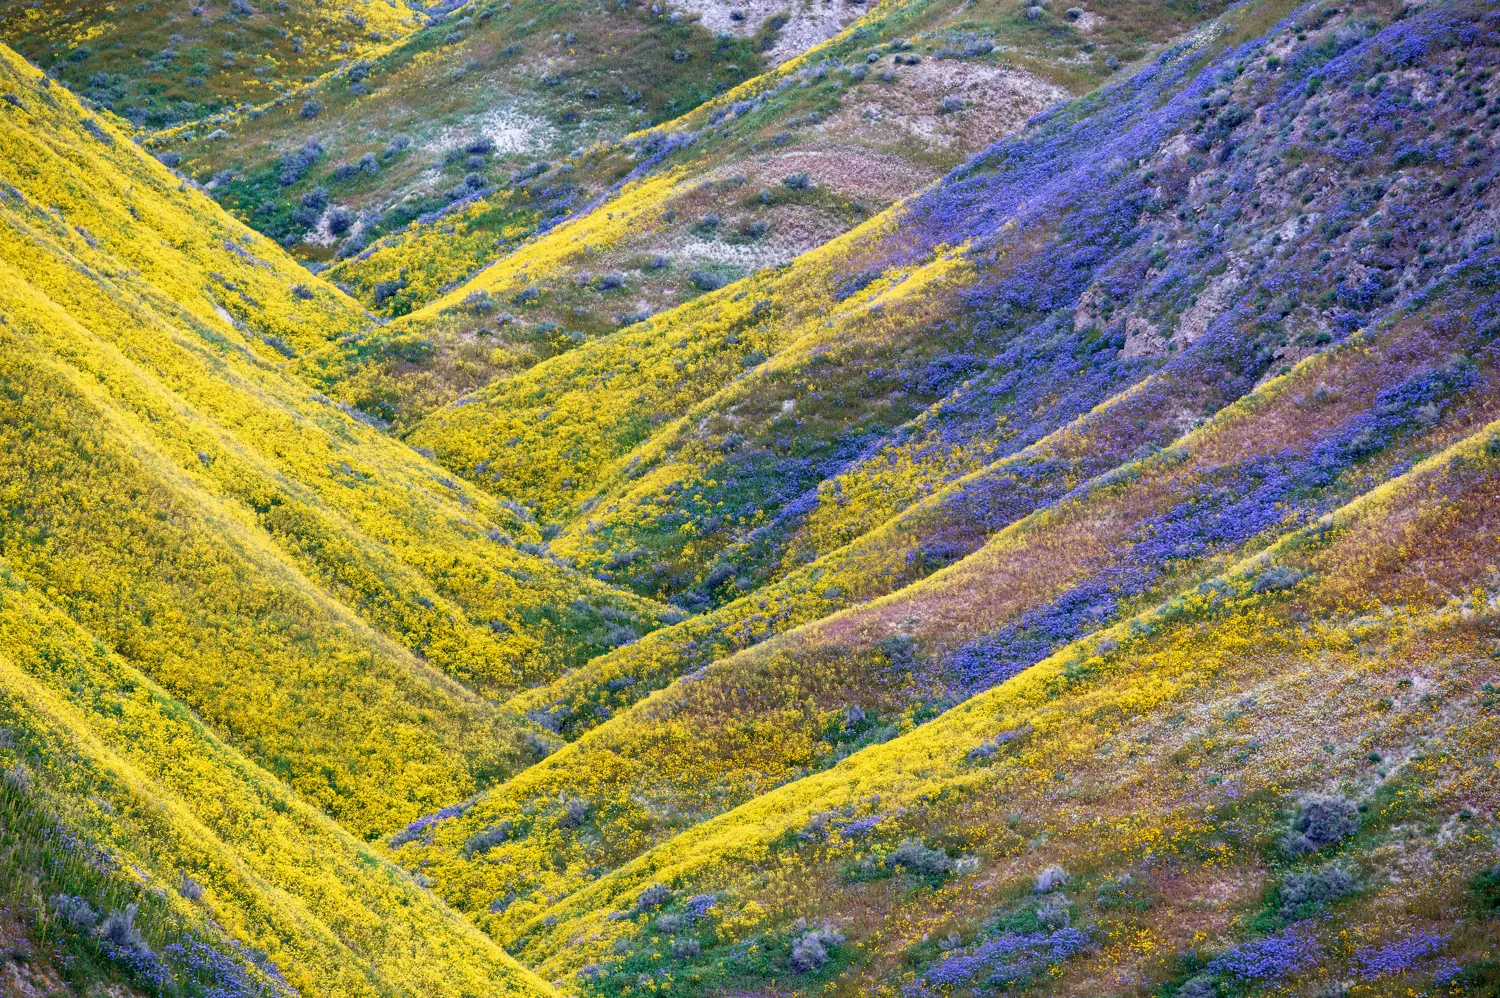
0 0 1497 992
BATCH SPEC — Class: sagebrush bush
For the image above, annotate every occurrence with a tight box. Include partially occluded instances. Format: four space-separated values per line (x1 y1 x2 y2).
1288 795 1360 851
1033 865 1069 892
789 924 844 972
885 839 950 876
1280 864 1355 918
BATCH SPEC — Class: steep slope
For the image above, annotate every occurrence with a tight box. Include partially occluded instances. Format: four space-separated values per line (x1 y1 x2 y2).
508 415 1500 997
374 0 1500 969
411 0 1499 616
0 569 558 998
329 0 1232 314
0 0 421 127
389 247 1500 940
148 0 773 269
297 0 1241 425
0 44 671 840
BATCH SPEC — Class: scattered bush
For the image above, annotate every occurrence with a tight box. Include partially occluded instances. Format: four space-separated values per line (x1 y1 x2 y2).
557 797 589 828
1034 865 1069 892
670 937 701 958
597 271 627 290
177 874 204 902
940 95 965 113
789 924 844 972
885 839 951 877
1252 565 1306 593
300 99 322 119
1286 795 1359 852
97 903 151 959
783 171 814 190
50 894 99 932
1280 864 1355 918
278 139 324 185
635 883 672 910
689 270 725 291
383 134 412 158
327 206 354 234
1178 976 1218 997
462 821 514 857
373 276 407 306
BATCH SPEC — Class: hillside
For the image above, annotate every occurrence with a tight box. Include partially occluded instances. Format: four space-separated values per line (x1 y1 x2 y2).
0 0 1497 992
287 0 1243 427
0 0 422 127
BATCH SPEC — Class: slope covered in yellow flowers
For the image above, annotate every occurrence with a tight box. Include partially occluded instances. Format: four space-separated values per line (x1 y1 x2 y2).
0 44 673 844
0 570 557 998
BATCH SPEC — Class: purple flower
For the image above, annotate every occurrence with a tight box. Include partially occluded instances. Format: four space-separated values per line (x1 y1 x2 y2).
1208 926 1322 980
1355 931 1450 979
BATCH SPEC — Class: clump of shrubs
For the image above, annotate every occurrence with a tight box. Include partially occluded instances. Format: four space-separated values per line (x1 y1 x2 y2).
373 276 407 306
1280 863 1355 918
789 922 844 972
50 894 99 932
177 874 204 902
689 270 725 292
300 99 322 119
327 205 354 234
1252 565 1306 593
885 839 951 877
97 903 153 962
783 170 814 190
278 139 325 185
635 883 672 910
557 797 589 828
383 134 412 159
1284 795 1359 853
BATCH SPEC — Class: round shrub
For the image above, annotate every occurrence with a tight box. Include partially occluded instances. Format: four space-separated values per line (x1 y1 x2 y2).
1294 795 1359 847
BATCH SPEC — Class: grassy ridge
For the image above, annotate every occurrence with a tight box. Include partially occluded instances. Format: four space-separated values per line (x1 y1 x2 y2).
329 0 1238 320
153 0 772 274
305 0 1243 428
403 213 973 514
0 0 420 128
